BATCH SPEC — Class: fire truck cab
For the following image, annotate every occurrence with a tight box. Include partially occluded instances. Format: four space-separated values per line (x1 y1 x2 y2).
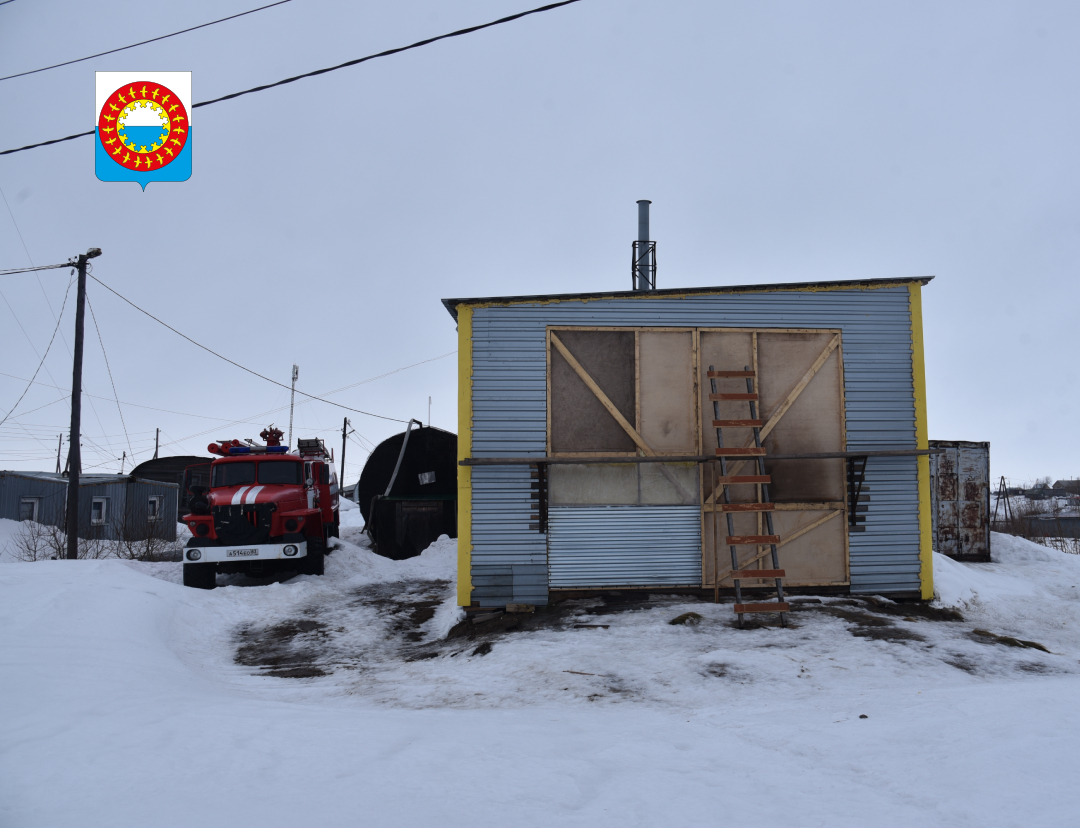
181 429 339 589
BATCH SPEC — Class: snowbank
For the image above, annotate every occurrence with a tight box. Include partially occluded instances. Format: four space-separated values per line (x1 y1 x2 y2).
2 530 1080 825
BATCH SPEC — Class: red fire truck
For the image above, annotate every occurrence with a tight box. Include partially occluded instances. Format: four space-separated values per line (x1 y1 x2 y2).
181 427 340 589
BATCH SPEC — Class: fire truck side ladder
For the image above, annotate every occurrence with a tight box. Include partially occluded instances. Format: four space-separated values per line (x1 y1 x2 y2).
709 365 789 628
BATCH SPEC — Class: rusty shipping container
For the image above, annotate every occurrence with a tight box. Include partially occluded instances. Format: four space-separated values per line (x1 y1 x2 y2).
929 440 990 562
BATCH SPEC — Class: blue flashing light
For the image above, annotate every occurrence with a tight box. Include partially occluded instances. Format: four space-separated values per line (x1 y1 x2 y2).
267 445 289 453
228 446 251 454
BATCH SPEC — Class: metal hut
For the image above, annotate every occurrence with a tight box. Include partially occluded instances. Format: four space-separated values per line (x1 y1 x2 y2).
928 440 990 562
445 232 935 612
447 275 937 613
0 471 179 541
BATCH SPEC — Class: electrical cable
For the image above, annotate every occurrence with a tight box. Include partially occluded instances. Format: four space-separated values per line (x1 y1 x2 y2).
85 290 134 462
0 369 248 421
0 262 70 274
0 0 295 82
0 275 74 428
88 273 408 422
0 0 584 156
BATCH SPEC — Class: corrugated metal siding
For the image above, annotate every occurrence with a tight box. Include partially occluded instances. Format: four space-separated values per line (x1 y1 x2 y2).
470 466 547 605
469 286 923 599
0 473 68 527
548 506 701 587
128 479 179 542
0 474 178 541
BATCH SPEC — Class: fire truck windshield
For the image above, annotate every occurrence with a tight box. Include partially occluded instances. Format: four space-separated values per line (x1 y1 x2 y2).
258 461 302 485
212 462 255 487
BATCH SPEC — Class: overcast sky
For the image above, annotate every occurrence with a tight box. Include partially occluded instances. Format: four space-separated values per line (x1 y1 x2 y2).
1 0 1077 486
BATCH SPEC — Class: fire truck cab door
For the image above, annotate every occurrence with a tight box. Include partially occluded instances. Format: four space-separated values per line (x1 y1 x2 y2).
304 462 315 509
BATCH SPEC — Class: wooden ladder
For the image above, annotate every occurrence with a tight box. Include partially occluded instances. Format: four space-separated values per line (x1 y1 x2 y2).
708 365 789 627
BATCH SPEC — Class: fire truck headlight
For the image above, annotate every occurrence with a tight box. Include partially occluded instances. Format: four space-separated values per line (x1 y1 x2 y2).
283 545 298 557
195 523 210 537
285 518 299 532
187 550 202 561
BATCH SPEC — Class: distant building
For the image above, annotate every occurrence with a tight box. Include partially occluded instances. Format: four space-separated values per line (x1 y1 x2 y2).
0 471 178 541
1052 480 1080 495
129 456 211 520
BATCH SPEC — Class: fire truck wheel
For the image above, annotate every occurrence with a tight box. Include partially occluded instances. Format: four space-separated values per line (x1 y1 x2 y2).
183 563 216 590
302 549 325 576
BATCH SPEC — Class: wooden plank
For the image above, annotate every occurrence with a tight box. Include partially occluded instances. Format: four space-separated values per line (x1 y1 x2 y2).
732 569 785 578
707 370 755 378
549 332 654 456
715 503 775 512
734 602 790 614
715 475 771 484
715 447 766 456
772 501 846 511
709 392 758 401
712 419 763 427
726 535 780 545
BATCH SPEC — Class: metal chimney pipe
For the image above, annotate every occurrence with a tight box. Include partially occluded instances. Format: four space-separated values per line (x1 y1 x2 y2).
637 199 651 246
632 200 655 291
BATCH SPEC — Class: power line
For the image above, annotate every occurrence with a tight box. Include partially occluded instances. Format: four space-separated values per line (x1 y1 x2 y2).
0 262 70 275
88 274 409 423
85 290 133 461
0 369 246 421
0 275 73 428
0 0 584 156
0 0 295 82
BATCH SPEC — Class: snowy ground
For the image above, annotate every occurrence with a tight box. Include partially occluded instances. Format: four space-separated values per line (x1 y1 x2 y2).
2 508 1079 826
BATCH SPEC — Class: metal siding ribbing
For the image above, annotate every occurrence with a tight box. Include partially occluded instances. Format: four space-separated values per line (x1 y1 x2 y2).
548 506 701 587
469 286 921 596
471 466 547 605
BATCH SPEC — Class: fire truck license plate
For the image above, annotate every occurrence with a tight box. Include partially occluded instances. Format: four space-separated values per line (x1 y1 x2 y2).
226 548 259 558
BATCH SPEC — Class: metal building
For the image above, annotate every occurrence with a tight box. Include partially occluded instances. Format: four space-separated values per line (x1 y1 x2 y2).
444 276 935 608
129 455 212 521
0 471 179 541
928 440 990 562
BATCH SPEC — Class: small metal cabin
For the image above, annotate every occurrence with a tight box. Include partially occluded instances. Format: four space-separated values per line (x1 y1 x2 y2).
444 276 935 608
0 471 179 541
929 440 990 562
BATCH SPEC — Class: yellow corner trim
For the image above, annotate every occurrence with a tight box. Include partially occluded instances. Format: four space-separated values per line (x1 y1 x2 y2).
909 283 933 600
456 305 474 607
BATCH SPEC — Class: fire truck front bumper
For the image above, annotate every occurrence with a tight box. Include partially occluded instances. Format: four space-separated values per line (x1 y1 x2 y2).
184 539 308 564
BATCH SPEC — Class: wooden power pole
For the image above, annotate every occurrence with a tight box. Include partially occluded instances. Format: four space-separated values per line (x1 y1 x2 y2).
65 248 101 560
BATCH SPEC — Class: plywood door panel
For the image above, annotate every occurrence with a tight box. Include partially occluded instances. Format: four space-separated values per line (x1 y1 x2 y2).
550 330 636 453
699 329 849 587
639 330 696 453
757 332 846 503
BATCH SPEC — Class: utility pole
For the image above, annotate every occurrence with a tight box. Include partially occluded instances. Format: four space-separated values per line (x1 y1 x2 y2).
55 434 63 473
154 428 159 460
66 247 102 560
287 364 299 448
120 451 126 474
340 417 352 491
